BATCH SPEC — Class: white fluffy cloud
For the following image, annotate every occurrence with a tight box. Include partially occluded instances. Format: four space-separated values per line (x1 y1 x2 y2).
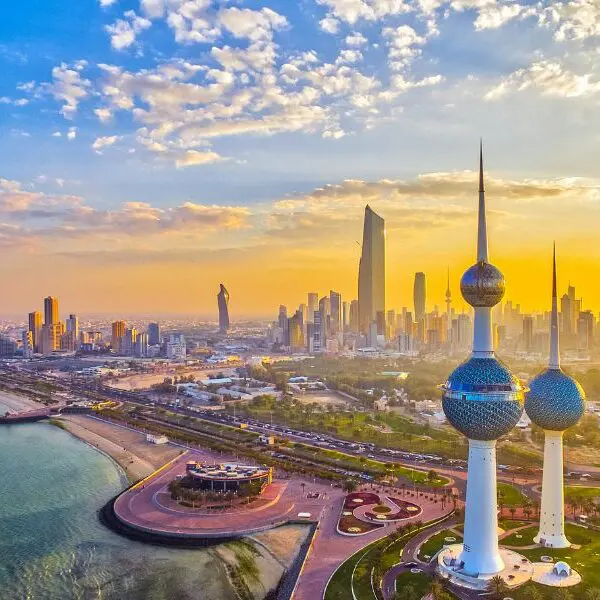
92 135 121 152
106 10 152 49
486 60 600 100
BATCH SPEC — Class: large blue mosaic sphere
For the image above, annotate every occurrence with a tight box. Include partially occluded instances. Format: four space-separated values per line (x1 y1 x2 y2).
442 357 524 440
461 261 505 308
525 368 585 431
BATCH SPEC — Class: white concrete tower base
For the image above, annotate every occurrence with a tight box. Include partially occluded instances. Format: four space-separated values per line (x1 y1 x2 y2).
460 439 504 575
534 430 570 548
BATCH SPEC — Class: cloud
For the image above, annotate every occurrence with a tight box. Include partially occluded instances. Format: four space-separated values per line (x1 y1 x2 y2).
106 10 152 49
94 107 113 122
486 60 600 100
92 135 121 152
67 127 77 140
48 63 91 119
100 0 118 6
175 149 223 168
316 0 411 24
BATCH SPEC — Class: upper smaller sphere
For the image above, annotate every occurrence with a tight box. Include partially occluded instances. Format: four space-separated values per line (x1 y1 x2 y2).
525 368 585 431
461 261 505 307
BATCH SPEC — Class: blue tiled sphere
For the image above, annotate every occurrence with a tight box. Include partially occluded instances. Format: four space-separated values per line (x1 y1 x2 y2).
442 357 524 440
461 261 505 308
525 368 585 431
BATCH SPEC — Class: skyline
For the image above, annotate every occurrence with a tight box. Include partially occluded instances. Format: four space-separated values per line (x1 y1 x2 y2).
2 1 600 315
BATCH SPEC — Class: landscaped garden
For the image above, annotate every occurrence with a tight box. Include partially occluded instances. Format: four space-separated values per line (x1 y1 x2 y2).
325 515 458 600
337 492 385 535
498 482 529 506
507 523 600 599
417 528 463 562
365 498 422 522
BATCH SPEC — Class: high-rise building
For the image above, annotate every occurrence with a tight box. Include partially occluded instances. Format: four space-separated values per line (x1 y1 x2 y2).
111 321 126 354
124 327 137 355
523 315 533 351
288 310 304 352
40 323 63 354
349 299 359 333
28 311 42 353
313 311 322 352
440 144 524 578
135 332 149 357
307 293 318 324
414 272 426 324
148 322 161 346
44 296 59 326
22 330 34 358
66 314 79 351
577 311 594 350
358 205 385 334
445 269 452 343
217 283 230 333
342 301 350 331
525 247 585 548
166 334 186 360
330 290 342 334
279 306 289 346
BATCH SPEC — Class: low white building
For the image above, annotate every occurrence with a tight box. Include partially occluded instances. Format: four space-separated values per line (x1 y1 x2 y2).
146 433 169 444
166 334 187 361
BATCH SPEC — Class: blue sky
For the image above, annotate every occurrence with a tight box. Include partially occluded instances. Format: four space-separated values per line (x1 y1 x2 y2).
1 0 600 315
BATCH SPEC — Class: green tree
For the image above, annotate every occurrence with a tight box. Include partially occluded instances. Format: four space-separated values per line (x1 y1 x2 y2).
342 479 359 492
487 575 508 599
521 586 544 600
585 588 600 600
551 589 574 600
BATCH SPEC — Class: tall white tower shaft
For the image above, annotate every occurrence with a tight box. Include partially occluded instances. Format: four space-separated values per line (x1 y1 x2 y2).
461 439 505 574
534 430 569 548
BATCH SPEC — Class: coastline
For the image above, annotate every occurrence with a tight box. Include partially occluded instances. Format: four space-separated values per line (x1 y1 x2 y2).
0 389 41 413
58 414 180 483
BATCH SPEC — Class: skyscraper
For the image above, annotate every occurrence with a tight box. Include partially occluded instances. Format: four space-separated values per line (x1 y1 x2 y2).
148 322 161 346
44 296 59 325
112 320 126 354
217 283 230 333
330 290 342 334
441 144 524 577
28 311 42 353
414 272 426 324
445 269 452 343
358 205 385 334
525 247 585 548
307 293 318 324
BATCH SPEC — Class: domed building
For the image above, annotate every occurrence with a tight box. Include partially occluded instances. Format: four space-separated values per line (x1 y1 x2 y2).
525 247 585 548
440 144 525 577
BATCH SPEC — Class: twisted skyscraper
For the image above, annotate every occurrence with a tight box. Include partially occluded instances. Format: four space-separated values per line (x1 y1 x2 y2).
217 284 230 333
525 246 585 548
441 144 524 576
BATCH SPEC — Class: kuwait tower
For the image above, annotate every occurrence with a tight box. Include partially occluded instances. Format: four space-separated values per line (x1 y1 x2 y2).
441 143 524 576
525 246 585 548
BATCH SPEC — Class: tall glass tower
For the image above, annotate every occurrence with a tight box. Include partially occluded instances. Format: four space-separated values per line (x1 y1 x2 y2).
358 205 385 335
525 247 585 548
414 272 426 323
441 144 524 575
217 283 230 333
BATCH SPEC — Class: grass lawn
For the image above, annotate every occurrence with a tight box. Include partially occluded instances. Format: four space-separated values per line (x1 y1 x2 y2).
395 572 432 598
501 525 538 547
324 544 372 600
565 486 600 501
498 482 528 506
498 519 529 531
509 523 600 598
417 529 463 562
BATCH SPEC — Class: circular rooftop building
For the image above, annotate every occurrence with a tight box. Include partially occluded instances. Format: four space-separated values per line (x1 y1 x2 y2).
183 462 273 493
525 368 585 431
442 357 524 440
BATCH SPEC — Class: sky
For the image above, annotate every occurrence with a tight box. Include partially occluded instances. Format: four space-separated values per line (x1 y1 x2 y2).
1 0 600 319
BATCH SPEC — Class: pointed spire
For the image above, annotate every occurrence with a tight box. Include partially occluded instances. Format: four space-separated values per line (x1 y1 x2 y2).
479 138 485 193
477 139 489 263
549 242 560 369
446 267 451 299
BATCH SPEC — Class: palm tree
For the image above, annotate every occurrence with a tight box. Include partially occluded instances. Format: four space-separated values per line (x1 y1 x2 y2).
521 587 544 600
586 590 600 600
487 575 508 599
551 589 573 600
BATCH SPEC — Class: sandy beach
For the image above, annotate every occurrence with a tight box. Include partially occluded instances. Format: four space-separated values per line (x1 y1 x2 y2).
0 389 41 412
58 414 181 482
